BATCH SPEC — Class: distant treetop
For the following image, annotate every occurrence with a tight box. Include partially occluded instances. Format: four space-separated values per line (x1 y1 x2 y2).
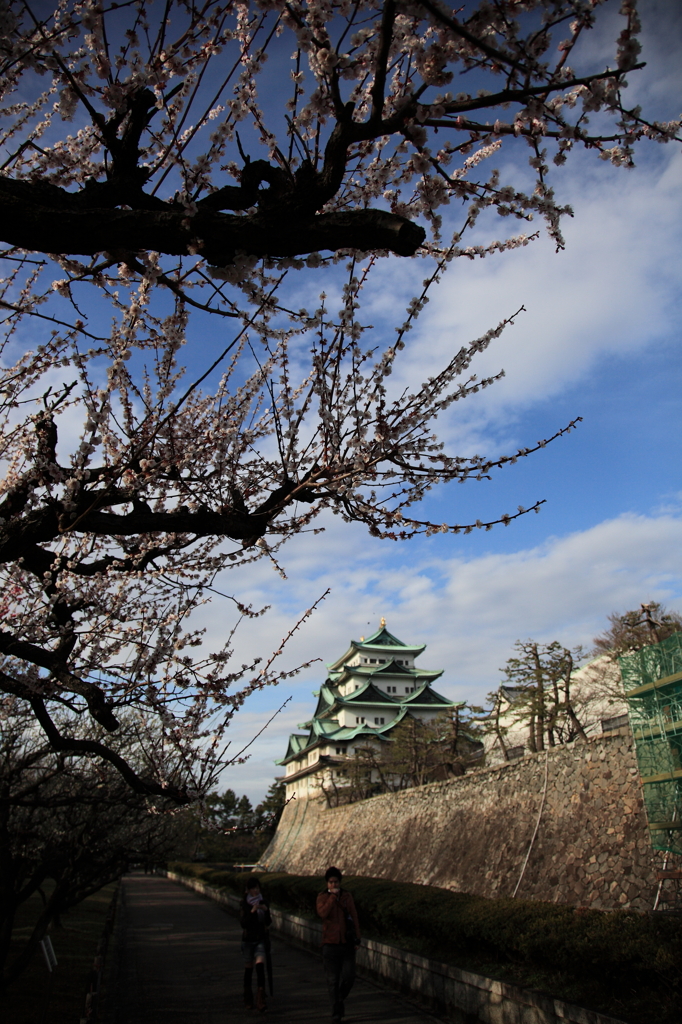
593 603 682 659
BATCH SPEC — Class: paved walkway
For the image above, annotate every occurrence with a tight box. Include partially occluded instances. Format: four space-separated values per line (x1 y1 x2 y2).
105 873 444 1024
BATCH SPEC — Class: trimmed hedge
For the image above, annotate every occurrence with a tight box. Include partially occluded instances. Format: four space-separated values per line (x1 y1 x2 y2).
169 862 680 1024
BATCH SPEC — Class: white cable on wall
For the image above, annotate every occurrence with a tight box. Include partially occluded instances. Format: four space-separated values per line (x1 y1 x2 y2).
513 748 550 899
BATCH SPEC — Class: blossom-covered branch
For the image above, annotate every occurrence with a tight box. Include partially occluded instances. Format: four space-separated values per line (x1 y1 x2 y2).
0 0 678 796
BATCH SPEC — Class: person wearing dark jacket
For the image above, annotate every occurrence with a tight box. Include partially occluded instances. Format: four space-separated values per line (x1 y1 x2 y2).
316 866 361 1024
239 876 271 1012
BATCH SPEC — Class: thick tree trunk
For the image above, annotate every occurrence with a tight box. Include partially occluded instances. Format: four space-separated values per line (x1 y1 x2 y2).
531 644 545 752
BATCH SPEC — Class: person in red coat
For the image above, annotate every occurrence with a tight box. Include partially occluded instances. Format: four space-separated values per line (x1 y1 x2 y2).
316 867 361 1023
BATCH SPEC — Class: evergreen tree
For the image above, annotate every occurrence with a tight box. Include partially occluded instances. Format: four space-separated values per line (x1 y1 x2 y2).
255 781 286 830
497 640 587 753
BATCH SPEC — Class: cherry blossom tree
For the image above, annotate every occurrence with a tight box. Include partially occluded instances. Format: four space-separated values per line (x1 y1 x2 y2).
0 0 679 798
0 696 191 987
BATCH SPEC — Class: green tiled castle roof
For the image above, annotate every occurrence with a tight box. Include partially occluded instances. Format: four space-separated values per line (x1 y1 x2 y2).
277 622 461 767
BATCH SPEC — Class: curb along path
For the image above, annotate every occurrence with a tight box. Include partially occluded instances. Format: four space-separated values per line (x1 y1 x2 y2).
105 873 445 1024
169 872 629 1024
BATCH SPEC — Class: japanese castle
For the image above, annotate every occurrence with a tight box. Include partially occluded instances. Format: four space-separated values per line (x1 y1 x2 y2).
277 620 459 800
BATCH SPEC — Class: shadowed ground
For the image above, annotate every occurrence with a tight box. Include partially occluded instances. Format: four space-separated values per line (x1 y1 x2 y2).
104 873 445 1024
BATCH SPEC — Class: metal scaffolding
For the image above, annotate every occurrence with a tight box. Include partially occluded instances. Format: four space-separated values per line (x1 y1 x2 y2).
620 632 682 854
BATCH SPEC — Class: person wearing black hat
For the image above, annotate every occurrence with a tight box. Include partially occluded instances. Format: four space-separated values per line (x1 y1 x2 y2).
316 867 361 1023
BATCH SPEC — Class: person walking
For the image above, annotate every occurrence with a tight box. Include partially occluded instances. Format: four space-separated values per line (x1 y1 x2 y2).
239 876 271 1012
316 867 361 1024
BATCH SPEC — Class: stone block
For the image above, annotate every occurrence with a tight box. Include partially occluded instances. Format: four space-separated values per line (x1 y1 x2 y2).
263 733 658 912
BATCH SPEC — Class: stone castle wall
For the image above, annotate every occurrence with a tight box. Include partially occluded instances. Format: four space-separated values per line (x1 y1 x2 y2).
262 728 660 912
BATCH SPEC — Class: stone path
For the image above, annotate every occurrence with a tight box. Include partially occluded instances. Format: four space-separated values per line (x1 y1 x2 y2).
104 873 445 1024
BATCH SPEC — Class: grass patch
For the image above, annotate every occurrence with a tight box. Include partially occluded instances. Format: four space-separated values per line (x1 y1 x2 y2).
169 862 680 1024
1 882 118 1024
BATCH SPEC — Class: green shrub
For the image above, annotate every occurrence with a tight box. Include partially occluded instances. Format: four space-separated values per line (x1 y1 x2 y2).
168 863 680 1024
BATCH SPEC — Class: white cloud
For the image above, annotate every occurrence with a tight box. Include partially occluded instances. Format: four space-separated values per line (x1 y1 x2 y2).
179 9 682 805
213 510 682 801
382 146 682 458
215 702 312 802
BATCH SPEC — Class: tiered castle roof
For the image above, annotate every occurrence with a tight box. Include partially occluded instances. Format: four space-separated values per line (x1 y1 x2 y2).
277 622 459 773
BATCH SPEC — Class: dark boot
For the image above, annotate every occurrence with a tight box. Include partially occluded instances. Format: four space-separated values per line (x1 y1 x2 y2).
256 986 267 1012
244 966 254 1009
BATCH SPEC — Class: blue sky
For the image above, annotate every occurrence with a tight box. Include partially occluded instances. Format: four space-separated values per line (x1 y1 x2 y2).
4 1 679 804
201 3 682 802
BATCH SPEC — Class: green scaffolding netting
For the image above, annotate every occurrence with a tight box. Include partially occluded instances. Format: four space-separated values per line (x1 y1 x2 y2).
619 632 682 692
620 633 682 854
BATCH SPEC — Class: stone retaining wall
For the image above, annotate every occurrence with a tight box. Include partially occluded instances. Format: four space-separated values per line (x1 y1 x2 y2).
167 871 627 1024
263 728 659 911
